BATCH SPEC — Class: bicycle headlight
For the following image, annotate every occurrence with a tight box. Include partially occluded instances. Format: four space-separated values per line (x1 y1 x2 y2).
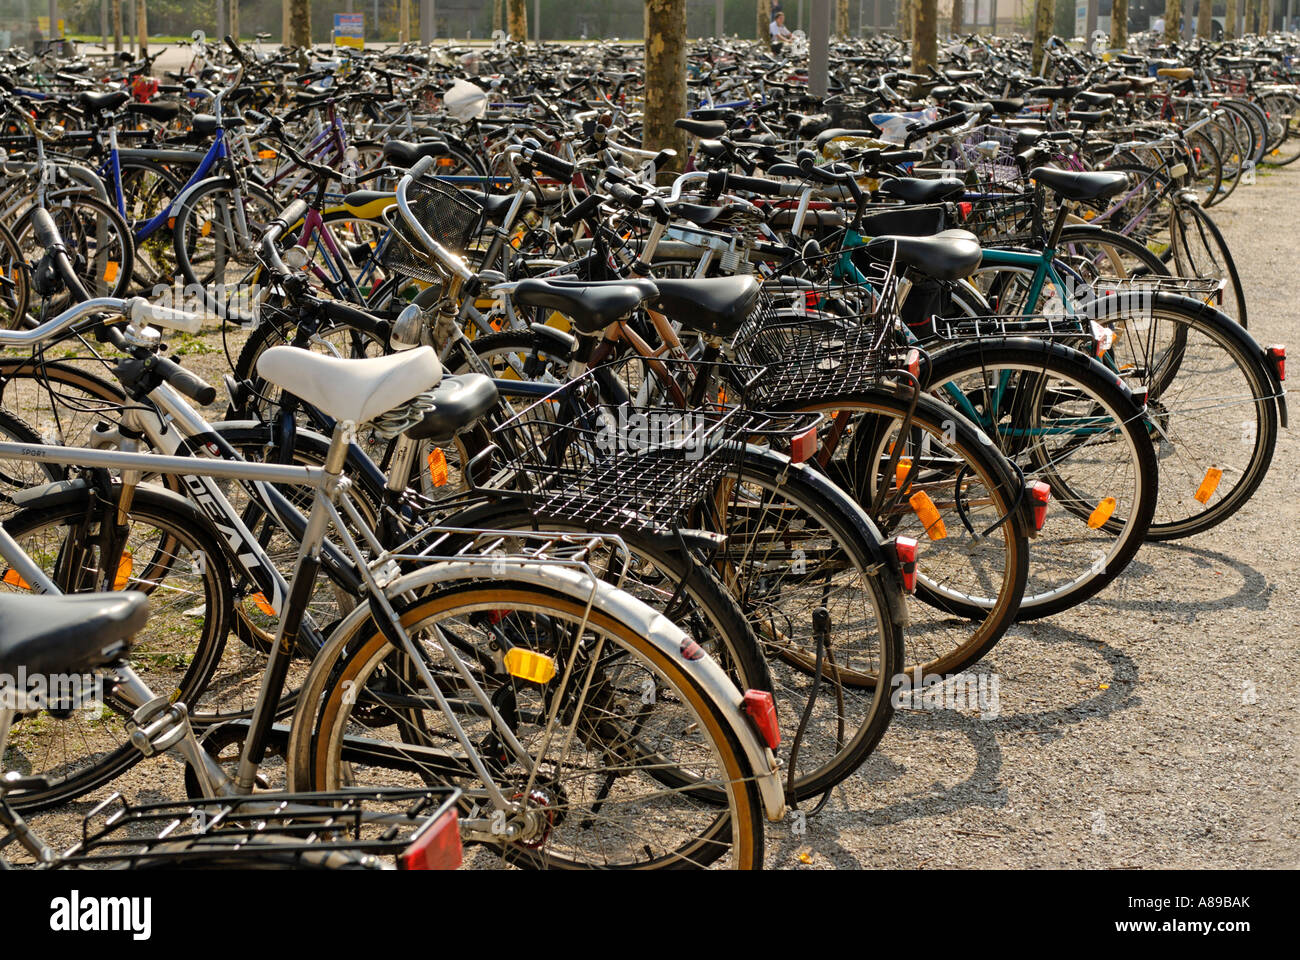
390 303 424 351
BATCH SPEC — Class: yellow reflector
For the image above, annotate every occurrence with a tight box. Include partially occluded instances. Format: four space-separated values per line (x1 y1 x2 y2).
104 260 119 283
257 149 278 159
2 568 31 590
200 220 212 237
427 448 449 487
1087 497 1117 528
510 229 524 250
250 592 276 616
113 551 133 590
1194 467 1223 504
503 648 556 684
895 456 912 491
909 491 947 540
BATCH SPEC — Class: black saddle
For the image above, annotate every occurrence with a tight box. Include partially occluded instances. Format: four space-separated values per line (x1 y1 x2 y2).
1067 110 1111 127
990 98 1025 115
674 202 757 227
512 278 657 334
125 101 180 122
0 592 148 677
1026 85 1082 101
406 374 499 443
675 118 728 139
859 204 948 238
79 89 131 114
650 276 760 338
878 177 966 204
863 229 982 282
382 139 451 168
1030 167 1129 202
463 189 535 224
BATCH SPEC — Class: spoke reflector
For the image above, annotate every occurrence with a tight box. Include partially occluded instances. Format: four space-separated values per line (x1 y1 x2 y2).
1087 497 1117 528
113 552 133 590
1194 468 1223 504
2 569 31 590
250 592 276 616
427 448 449 487
909 491 947 540
504 648 556 684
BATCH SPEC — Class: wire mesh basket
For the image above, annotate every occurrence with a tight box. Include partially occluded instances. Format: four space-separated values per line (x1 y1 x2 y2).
472 356 821 533
954 178 1044 247
732 246 906 406
381 174 484 285
47 786 461 869
956 123 1023 183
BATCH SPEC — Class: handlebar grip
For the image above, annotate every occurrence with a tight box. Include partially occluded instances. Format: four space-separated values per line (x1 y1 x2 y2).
155 355 217 406
606 183 645 209
878 149 924 163
30 206 62 250
408 154 437 178
274 199 309 232
710 172 783 196
559 192 603 226
908 113 968 141
530 150 576 181
129 298 202 334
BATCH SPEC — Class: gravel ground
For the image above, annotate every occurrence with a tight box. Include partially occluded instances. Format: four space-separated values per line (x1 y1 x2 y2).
7 164 1298 870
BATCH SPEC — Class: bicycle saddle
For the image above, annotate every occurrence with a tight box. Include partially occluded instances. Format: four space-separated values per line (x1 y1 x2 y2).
1025 85 1082 101
462 190 535 224
512 278 657 334
341 190 396 217
1029 167 1129 203
877 177 966 204
1067 110 1111 127
382 140 451 168
256 345 442 425
79 89 131 113
814 128 880 150
673 202 759 228
990 98 1025 115
859 203 948 239
126 101 180 122
863 229 982 282
650 276 761 338
675 118 728 139
0 592 148 677
405 374 499 443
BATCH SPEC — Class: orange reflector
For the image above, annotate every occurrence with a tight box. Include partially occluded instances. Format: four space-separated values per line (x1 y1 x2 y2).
909 491 947 540
200 220 212 237
1087 497 1117 528
503 648 556 684
113 552 133 590
895 456 913 491
1194 468 1223 504
427 448 449 487
167 217 176 230
257 149 278 159
250 592 276 615
103 260 119 283
2 569 31 590
436 157 455 167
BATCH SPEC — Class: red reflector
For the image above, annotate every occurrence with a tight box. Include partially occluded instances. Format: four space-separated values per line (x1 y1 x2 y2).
790 426 819 463
400 807 462 870
804 290 820 311
742 689 780 749
1268 345 1285 381
1029 481 1051 532
487 609 512 624
958 201 973 219
893 536 918 593
906 347 920 378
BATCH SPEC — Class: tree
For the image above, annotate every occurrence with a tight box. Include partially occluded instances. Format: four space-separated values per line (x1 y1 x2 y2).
507 0 527 40
111 0 122 51
229 0 239 42
837 0 850 36
757 0 768 40
1031 0 1053 72
1111 0 1127 45
1196 0 1211 36
401 0 411 41
1224 0 1236 38
1164 0 1179 42
913 0 937 69
289 0 310 47
900 0 913 39
136 0 147 55
951 0 964 35
493 0 503 35
644 0 687 170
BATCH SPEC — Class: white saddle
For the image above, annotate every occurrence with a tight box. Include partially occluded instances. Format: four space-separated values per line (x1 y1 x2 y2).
255 345 442 424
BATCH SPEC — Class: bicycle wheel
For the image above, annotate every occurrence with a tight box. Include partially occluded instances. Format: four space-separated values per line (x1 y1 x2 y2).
793 385 1030 679
1168 198 1248 327
926 338 1159 618
1258 90 1300 166
0 483 232 811
1106 293 1279 539
288 578 766 869
14 193 134 313
0 219 31 329
118 158 184 291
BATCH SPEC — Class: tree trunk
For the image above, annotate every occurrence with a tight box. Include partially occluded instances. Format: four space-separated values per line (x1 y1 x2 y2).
111 0 122 51
289 0 310 47
400 0 411 41
507 0 527 40
912 0 936 69
1224 0 1236 37
1031 0 1053 73
1196 0 1211 35
136 0 147 56
493 0 503 34
900 0 913 39
645 0 687 169
1110 0 1127 44
1164 0 1180 42
282 3 290 45
951 0 963 34
837 0 850 35
757 0 768 40
229 0 239 41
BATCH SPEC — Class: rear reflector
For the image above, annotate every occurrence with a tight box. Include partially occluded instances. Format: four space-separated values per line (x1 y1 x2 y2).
891 536 918 593
742 689 781 749
790 426 819 463
1028 481 1051 532
400 807 462 870
905 347 921 378
504 648 557 684
1268 345 1285 381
